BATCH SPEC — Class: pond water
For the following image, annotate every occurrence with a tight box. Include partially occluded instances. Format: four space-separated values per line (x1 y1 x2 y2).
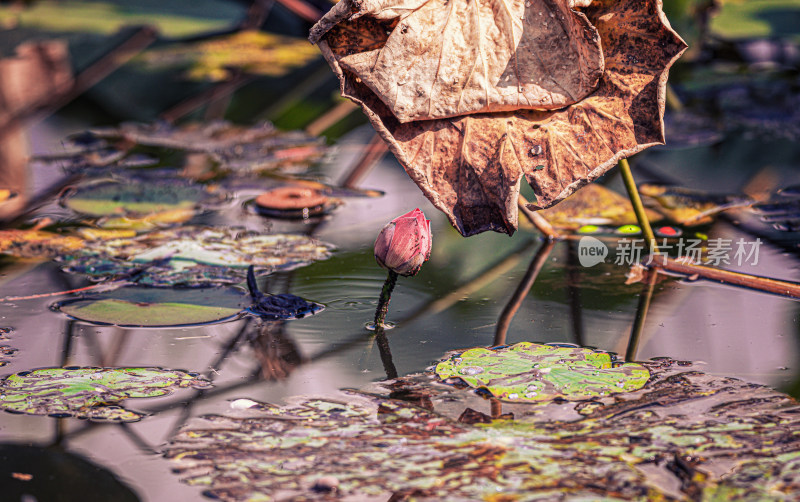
0 117 799 500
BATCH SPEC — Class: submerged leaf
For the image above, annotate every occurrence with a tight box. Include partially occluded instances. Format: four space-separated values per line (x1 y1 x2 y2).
640 183 754 225
435 342 650 402
60 226 335 287
311 0 687 235
0 367 211 422
54 286 248 327
0 229 84 259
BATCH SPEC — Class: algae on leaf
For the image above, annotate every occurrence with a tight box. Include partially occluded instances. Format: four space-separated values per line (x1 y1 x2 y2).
60 226 335 287
0 367 211 422
0 229 84 260
435 342 650 402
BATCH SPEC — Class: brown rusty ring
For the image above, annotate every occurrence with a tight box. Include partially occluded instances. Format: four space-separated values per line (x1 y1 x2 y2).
255 186 329 211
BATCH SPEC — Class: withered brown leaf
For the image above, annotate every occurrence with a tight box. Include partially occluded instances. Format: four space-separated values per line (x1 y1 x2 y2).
311 0 604 123
312 0 687 236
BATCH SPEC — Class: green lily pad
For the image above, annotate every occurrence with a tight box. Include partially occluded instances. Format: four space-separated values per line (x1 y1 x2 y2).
53 286 248 327
59 226 335 286
60 179 221 218
434 342 650 402
0 367 211 422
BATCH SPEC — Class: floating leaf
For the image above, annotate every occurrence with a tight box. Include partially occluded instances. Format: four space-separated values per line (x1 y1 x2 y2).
311 0 687 235
53 286 248 327
0 229 84 259
537 183 661 230
166 361 800 501
140 30 320 81
639 183 754 226
0 367 211 422
61 179 222 218
435 342 650 402
60 226 335 287
90 121 327 175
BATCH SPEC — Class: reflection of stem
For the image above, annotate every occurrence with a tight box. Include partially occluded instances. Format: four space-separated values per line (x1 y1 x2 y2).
60 320 76 368
494 240 556 346
375 329 398 380
625 269 658 362
566 241 584 347
490 399 503 419
618 158 658 253
373 271 398 328
400 239 537 326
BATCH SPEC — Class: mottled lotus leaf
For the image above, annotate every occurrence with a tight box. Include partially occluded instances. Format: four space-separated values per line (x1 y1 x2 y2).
89 121 327 175
166 393 656 501
59 226 335 287
0 367 211 422
640 183 755 226
311 0 687 235
140 30 320 81
53 286 248 327
0 229 84 259
537 183 662 230
167 362 800 501
61 179 222 218
435 342 650 402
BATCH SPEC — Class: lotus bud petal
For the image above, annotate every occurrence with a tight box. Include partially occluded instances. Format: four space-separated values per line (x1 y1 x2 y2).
374 208 432 276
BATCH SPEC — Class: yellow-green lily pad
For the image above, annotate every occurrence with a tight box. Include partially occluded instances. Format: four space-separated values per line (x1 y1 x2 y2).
435 342 650 402
60 179 221 218
53 286 248 327
0 367 211 422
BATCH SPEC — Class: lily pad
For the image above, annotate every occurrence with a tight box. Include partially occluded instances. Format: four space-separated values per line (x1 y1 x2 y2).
89 121 327 175
640 183 754 226
140 30 320 82
0 229 84 259
53 286 248 327
60 226 335 287
434 342 650 402
166 363 800 501
537 184 662 231
60 179 222 218
0 367 211 422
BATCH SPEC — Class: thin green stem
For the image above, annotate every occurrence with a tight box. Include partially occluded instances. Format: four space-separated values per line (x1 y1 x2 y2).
618 158 659 253
373 270 398 328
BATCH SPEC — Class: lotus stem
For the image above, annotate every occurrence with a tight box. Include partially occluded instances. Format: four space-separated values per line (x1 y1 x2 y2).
373 270 398 328
618 158 659 253
518 195 561 239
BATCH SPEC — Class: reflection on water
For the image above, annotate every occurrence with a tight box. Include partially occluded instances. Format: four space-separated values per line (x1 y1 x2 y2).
0 95 799 502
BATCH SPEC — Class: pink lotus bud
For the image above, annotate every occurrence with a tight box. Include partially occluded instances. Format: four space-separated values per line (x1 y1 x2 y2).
374 208 432 276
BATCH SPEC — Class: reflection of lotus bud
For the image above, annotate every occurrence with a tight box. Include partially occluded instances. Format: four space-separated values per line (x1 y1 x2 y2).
374 208 432 277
